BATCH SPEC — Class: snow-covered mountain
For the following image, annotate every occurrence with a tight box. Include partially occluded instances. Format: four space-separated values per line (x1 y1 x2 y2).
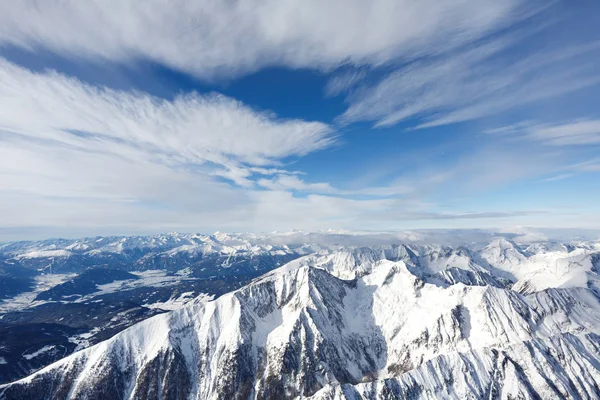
0 233 319 384
0 232 325 276
2 234 600 399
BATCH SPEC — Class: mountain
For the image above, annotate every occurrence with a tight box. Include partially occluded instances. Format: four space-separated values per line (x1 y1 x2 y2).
0 233 322 276
0 233 317 384
2 236 600 399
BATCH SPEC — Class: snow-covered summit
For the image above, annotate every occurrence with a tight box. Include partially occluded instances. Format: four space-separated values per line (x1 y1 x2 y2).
2 237 600 399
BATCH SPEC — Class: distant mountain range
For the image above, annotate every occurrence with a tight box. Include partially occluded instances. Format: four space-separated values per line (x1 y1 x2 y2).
1 231 600 399
0 232 314 383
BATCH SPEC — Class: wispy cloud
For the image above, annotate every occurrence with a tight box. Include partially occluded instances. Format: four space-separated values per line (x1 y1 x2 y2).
0 0 536 79
482 119 600 183
540 173 574 183
0 57 561 236
325 70 367 97
339 36 600 128
0 58 334 179
0 58 345 230
257 175 335 193
485 119 600 178
493 120 600 146
571 159 600 172
538 157 600 183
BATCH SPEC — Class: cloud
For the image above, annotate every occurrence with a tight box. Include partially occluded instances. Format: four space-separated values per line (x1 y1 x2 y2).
255 174 416 197
536 157 600 183
572 159 600 172
397 211 545 221
0 58 346 232
484 120 600 181
340 36 600 128
525 120 600 146
0 0 535 79
325 70 367 97
243 227 600 248
0 57 334 174
540 173 574 183
486 120 600 146
1 1 599 237
257 175 335 193
0 57 565 237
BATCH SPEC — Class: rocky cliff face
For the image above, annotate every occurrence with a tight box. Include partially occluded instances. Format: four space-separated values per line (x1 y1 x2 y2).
2 240 600 399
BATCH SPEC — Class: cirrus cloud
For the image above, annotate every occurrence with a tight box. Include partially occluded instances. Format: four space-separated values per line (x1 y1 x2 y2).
0 0 535 79
339 37 600 129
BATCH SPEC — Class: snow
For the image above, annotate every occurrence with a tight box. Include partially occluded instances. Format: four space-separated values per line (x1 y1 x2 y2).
142 291 211 311
0 273 75 313
86 269 194 300
175 267 193 276
252 303 283 348
10 242 596 399
2 234 600 399
512 250 593 293
0 269 188 310
16 249 72 259
68 327 104 351
22 345 55 360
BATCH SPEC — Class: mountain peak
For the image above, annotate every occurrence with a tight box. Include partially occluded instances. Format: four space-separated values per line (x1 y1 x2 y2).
2 236 600 399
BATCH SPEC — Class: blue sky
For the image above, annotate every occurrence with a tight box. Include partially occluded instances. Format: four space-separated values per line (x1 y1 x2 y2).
0 0 599 240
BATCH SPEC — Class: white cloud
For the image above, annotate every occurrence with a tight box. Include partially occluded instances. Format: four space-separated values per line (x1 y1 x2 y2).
573 159 600 172
257 175 335 193
527 120 600 146
0 57 502 234
0 0 533 79
0 58 334 172
340 37 600 128
540 173 574 183
325 70 367 97
0 58 350 232
2 1 599 237
467 120 600 183
486 120 600 147
0 58 556 236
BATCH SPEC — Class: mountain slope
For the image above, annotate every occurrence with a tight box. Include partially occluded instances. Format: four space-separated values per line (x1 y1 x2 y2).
2 242 600 400
0 233 312 384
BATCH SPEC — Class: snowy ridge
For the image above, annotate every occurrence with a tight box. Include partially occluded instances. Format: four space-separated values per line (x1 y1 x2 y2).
1 239 600 399
0 232 321 260
2 229 596 262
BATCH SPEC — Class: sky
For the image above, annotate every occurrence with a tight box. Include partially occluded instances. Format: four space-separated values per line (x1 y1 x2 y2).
0 0 600 240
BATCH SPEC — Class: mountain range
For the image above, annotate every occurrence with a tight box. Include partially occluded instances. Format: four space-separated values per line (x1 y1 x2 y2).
1 231 600 399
